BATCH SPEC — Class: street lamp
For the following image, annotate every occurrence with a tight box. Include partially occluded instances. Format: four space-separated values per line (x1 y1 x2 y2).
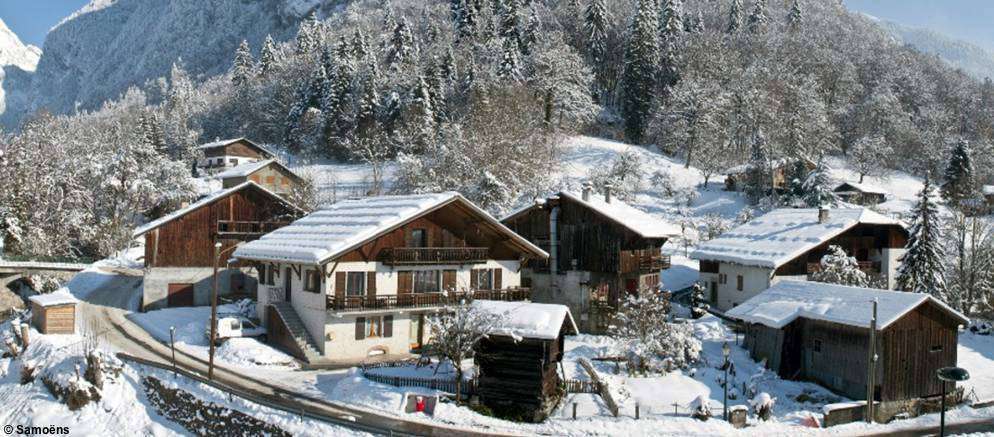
937 367 970 437
208 241 244 381
722 341 731 421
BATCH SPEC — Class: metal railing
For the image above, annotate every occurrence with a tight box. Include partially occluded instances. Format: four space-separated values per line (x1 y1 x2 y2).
326 287 531 312
378 247 490 265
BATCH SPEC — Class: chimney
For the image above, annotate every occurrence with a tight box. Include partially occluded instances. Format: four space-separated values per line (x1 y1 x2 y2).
582 182 593 202
818 206 830 224
604 183 613 204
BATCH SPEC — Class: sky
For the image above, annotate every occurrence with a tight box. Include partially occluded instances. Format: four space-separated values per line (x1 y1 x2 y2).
0 0 89 47
844 0 994 51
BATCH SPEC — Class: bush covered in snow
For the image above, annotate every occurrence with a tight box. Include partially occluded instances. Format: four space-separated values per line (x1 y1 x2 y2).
611 291 702 373
809 245 870 287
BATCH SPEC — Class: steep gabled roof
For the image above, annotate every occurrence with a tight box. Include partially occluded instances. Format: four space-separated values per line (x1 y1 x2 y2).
214 159 301 181
502 191 679 240
234 192 549 265
196 137 275 157
690 208 904 269
725 280 969 330
834 182 887 196
132 182 300 238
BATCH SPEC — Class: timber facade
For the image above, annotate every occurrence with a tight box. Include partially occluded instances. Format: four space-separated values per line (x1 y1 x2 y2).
196 138 274 172
218 160 302 196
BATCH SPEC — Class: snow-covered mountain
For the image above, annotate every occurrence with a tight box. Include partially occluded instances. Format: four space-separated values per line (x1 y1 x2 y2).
1 0 329 129
880 20 994 80
0 18 41 125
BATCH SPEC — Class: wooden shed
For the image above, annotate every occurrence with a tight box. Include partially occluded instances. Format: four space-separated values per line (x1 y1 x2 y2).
29 292 79 335
834 182 888 206
472 300 578 422
727 280 968 402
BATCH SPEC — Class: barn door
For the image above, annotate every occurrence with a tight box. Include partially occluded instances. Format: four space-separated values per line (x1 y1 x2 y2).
167 283 195 307
779 323 803 379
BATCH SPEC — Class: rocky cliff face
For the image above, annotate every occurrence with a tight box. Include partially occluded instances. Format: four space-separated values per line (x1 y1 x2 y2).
0 18 41 126
1 0 327 129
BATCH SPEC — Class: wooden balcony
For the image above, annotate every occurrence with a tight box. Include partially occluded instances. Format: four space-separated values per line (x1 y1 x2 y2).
378 247 490 266
326 287 531 312
807 261 881 274
217 220 290 239
639 255 672 273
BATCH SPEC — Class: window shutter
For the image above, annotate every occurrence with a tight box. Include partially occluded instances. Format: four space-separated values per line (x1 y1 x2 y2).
398 271 413 294
493 269 503 290
470 269 480 289
384 315 393 338
367 272 377 299
335 272 347 300
442 270 457 290
355 317 366 340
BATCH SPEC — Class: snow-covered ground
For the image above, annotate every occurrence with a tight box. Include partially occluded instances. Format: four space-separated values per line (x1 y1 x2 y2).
959 331 994 402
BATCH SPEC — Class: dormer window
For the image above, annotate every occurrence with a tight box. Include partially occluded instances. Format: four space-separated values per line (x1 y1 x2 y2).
408 229 427 247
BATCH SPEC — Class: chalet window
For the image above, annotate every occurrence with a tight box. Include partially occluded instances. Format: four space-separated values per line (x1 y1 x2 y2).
736 275 743 291
700 260 720 274
476 269 494 290
304 270 320 293
813 339 822 353
718 273 727 285
265 176 276 184
365 317 382 337
408 229 428 247
281 177 289 186
229 158 238 166
930 345 943 353
346 272 366 296
413 270 440 293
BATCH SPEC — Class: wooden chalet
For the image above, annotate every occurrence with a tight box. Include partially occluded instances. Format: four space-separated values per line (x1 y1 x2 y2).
214 159 302 196
724 158 816 192
834 182 887 206
472 300 578 422
692 208 908 311
132 182 301 310
727 280 968 402
196 138 274 172
502 184 679 332
233 192 548 366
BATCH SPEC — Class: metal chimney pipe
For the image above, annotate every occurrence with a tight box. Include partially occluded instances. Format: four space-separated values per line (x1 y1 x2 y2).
604 183 613 204
582 182 593 202
818 206 830 224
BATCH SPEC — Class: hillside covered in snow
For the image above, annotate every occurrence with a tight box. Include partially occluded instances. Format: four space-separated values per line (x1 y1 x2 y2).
0 18 40 126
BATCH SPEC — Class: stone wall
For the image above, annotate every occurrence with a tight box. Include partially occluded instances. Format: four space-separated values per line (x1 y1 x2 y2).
142 377 290 436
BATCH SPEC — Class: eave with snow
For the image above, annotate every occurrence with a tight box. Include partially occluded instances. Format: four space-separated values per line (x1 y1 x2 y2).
195 137 277 172
727 280 967 402
501 183 681 333
232 192 548 366
691 208 908 311
834 181 888 206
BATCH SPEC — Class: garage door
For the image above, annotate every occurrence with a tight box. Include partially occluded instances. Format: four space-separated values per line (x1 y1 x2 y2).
167 283 195 307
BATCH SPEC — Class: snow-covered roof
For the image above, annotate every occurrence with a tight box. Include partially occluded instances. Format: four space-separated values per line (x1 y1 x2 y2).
690 208 903 268
834 182 887 195
725 280 968 330
132 181 299 237
502 192 679 240
213 159 299 180
983 185 994 196
196 137 274 156
472 300 578 340
724 158 800 175
29 291 79 307
234 192 548 265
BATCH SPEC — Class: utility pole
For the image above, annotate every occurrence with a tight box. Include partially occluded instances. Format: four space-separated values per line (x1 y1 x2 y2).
209 242 221 381
865 299 877 423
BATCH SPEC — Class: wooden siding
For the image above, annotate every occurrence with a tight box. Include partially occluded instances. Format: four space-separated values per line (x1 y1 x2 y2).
334 201 532 263
202 140 269 159
880 300 961 400
31 302 75 335
774 223 909 276
143 185 298 268
221 162 300 194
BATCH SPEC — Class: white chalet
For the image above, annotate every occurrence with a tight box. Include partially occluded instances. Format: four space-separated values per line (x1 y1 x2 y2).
233 192 548 366
690 208 908 312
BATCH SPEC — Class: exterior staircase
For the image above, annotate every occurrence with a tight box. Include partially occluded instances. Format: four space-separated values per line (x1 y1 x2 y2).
269 302 322 363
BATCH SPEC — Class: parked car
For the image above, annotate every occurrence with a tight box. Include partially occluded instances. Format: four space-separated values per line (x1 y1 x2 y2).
206 314 266 345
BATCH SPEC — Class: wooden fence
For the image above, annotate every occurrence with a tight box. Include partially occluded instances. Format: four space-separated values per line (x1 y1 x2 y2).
361 372 477 397
562 378 601 394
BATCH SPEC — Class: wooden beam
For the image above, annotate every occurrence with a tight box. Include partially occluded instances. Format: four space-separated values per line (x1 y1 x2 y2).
324 260 340 278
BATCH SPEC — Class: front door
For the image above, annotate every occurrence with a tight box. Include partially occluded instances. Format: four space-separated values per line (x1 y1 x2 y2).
710 281 718 304
284 267 292 303
167 283 195 307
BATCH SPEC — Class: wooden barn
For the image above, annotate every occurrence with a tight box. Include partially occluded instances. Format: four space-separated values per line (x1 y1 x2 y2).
29 292 78 335
724 158 816 192
196 138 274 172
133 182 301 311
472 300 578 422
726 280 969 402
502 183 679 332
215 159 302 196
834 182 887 206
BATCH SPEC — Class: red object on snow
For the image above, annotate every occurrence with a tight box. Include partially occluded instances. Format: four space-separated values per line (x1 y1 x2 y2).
416 397 425 412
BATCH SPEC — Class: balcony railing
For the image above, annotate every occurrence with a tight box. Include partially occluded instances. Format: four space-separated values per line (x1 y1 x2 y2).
639 255 672 273
378 247 490 266
217 220 291 238
807 261 881 274
326 287 531 312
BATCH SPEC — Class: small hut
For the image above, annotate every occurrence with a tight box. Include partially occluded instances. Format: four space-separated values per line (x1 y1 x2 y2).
29 292 79 335
472 300 578 422
834 182 887 206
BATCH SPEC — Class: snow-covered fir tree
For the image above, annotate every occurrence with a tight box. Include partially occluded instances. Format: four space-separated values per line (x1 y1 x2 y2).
896 178 948 298
690 282 709 318
747 0 768 34
810 245 870 287
295 11 321 55
787 0 803 32
386 18 415 72
621 0 659 144
658 0 683 93
231 40 254 90
584 0 609 66
941 138 976 207
801 160 839 207
258 35 278 76
745 129 771 202
727 0 743 33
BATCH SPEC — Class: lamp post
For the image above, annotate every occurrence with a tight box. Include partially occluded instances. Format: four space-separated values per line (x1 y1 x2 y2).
208 241 244 381
936 367 970 437
722 341 731 421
